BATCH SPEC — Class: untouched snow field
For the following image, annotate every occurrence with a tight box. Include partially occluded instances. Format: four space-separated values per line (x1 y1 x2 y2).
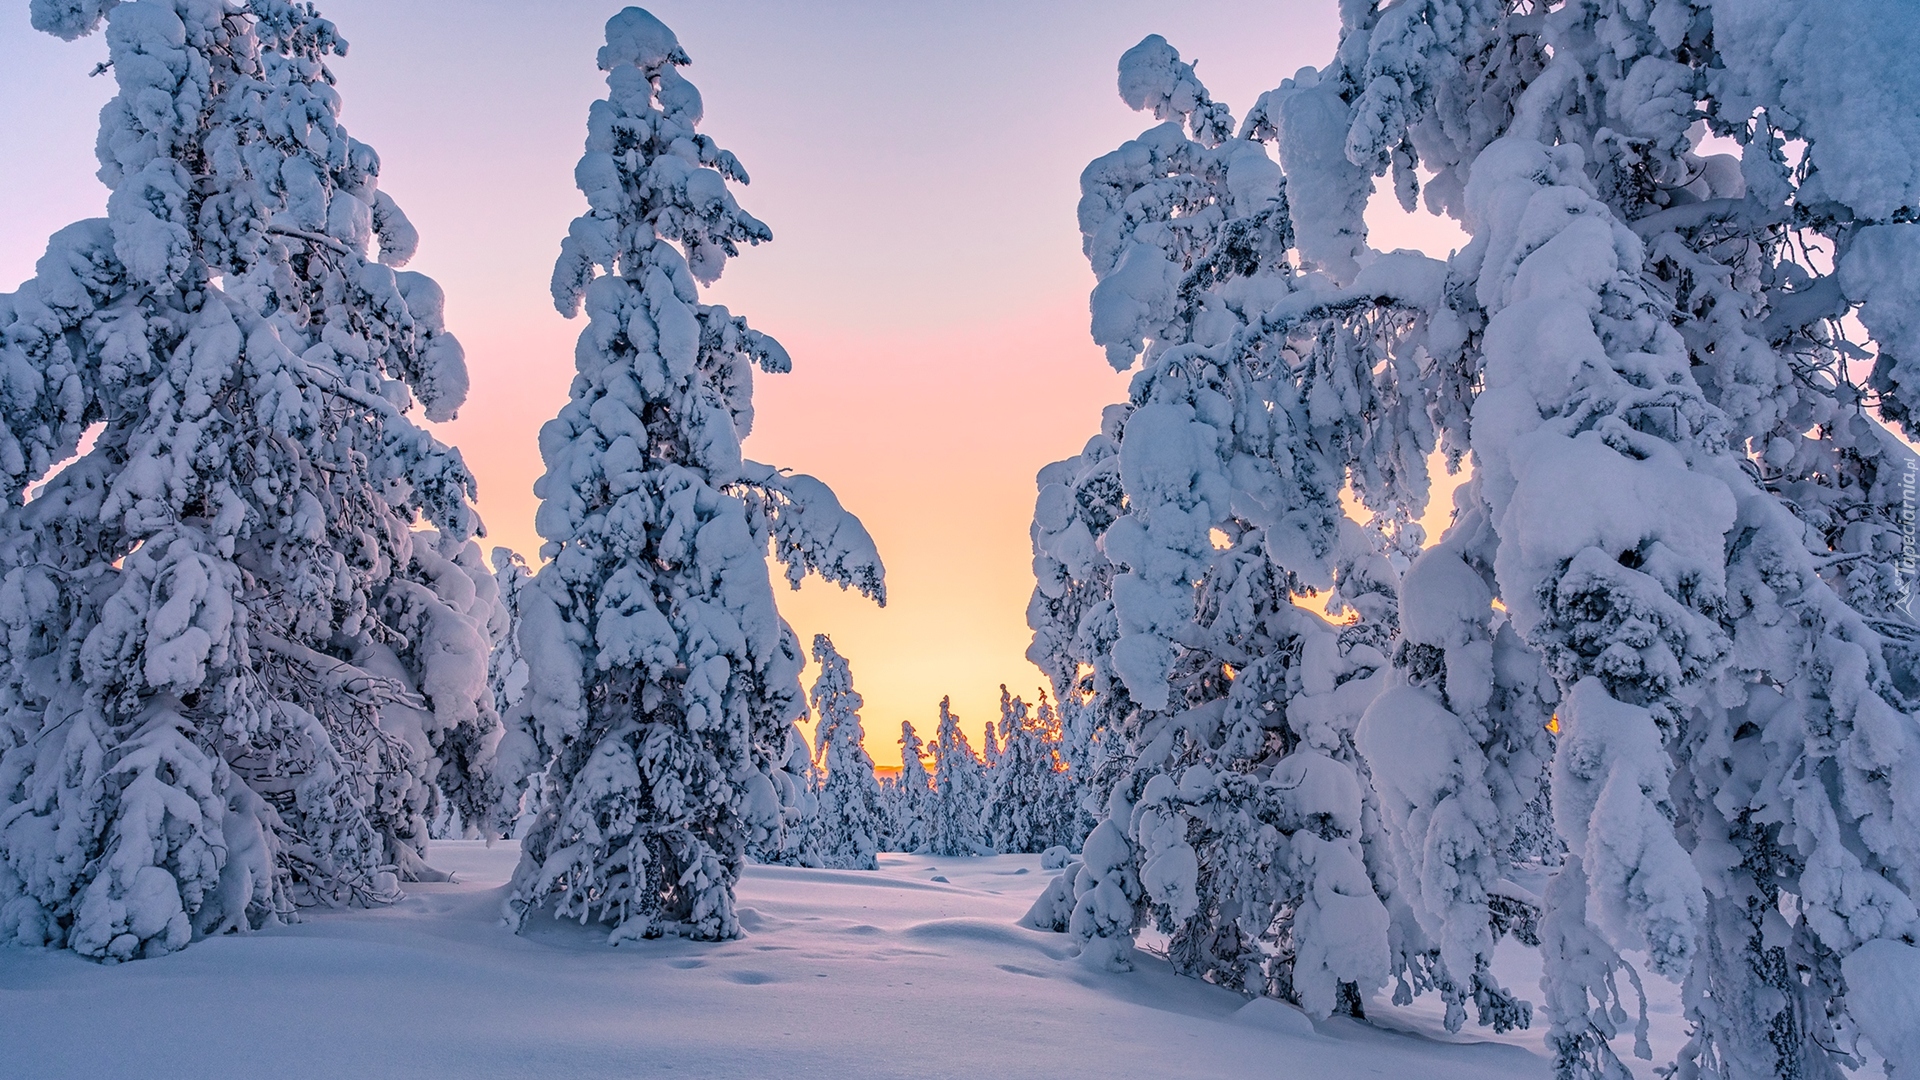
0 843 1560 1079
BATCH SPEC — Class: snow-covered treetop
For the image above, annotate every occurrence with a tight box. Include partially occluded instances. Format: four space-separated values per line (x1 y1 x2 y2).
1079 35 1293 373
30 0 127 40
1117 34 1234 148
597 5 687 72
4 0 477 572
553 5 768 309
532 7 883 601
809 632 863 755
4 0 472 513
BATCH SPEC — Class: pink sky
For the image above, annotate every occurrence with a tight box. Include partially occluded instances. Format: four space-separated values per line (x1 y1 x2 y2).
0 2 1463 764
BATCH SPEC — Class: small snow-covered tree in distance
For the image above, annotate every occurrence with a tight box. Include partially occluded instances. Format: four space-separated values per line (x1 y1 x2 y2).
485 549 538 836
888 720 931 854
1026 407 1130 854
985 687 1078 854
807 634 883 870
749 724 820 868
498 8 883 944
489 550 534 742
925 697 987 857
0 0 495 960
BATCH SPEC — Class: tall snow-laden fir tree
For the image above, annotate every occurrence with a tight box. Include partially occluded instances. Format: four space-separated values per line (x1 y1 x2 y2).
0 0 497 960
887 719 931 854
925 697 987 857
984 687 1078 855
497 8 883 944
807 634 883 871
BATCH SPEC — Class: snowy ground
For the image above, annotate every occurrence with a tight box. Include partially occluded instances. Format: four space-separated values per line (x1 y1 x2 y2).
1 843 1593 1079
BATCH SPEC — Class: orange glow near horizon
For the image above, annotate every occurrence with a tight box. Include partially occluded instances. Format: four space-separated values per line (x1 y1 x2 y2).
726 306 1130 765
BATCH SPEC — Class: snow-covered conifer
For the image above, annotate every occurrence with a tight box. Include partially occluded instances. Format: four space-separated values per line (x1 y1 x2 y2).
1026 411 1130 851
489 550 533 737
498 8 882 943
984 687 1077 854
887 720 931 853
485 548 546 839
0 0 495 959
408 534 509 844
1290 2 1920 1074
1030 35 1456 1019
807 634 883 870
925 697 987 857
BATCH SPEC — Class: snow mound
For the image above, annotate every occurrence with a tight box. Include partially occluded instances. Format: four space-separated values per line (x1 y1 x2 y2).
1231 996 1318 1037
1843 940 1920 1078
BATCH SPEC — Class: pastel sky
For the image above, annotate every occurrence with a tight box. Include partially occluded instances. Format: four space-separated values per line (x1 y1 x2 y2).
0 1 1463 764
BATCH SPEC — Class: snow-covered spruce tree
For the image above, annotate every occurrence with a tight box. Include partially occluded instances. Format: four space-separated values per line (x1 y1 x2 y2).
807 634 883 870
1030 690 1083 852
489 550 533 736
887 720 931 853
1026 408 1131 850
412 534 508 843
1029 34 1516 1022
924 697 987 857
1302 2 1920 1075
478 548 534 838
981 688 1029 852
498 8 882 943
984 687 1078 854
0 0 496 960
